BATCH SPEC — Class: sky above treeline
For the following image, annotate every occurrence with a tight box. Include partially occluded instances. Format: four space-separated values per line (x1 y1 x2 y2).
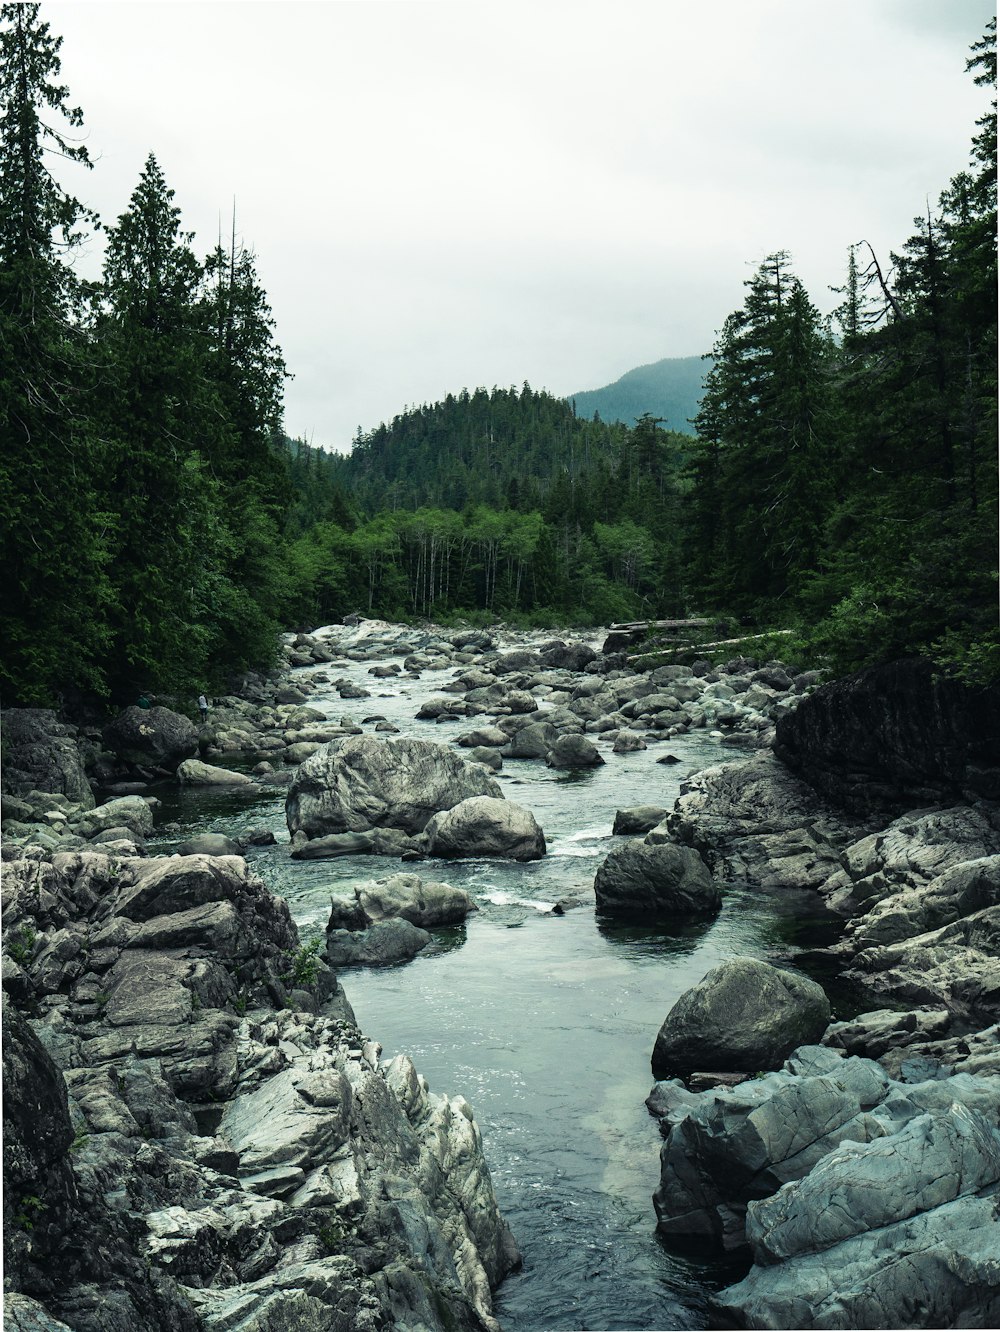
47 0 995 452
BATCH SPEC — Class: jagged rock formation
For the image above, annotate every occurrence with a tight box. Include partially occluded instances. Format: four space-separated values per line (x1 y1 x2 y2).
649 1046 1000 1327
1 848 519 1331
774 657 1000 815
647 660 1000 1328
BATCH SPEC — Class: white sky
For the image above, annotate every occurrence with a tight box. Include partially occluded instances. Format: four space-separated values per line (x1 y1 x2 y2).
46 0 996 451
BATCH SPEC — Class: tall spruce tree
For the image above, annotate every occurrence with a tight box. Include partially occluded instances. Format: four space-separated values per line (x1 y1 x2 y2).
0 2 112 704
97 153 227 696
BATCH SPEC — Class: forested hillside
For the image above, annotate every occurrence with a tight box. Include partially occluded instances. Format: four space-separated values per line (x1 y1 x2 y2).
566 355 708 434
1 4 996 712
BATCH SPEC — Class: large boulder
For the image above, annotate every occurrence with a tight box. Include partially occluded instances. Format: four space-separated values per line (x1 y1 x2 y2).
544 734 604 769
774 657 1000 815
422 796 546 861
356 873 476 928
651 959 831 1079
176 759 256 787
76 795 154 841
0 709 95 810
285 736 502 841
594 842 719 921
325 918 432 968
102 706 199 773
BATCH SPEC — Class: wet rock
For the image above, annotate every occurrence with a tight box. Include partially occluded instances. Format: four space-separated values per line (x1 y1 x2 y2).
612 806 668 836
651 959 830 1080
176 759 257 786
594 841 719 921
286 735 502 841
176 832 243 857
422 796 546 862
325 918 432 967
545 734 604 768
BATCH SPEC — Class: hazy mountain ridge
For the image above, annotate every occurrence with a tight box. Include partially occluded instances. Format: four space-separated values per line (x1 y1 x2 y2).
567 355 709 434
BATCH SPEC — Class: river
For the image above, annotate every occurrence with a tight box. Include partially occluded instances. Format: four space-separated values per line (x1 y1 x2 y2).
148 629 844 1331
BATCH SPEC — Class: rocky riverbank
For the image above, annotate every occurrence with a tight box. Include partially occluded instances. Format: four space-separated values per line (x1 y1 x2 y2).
4 625 998 1330
644 658 1000 1328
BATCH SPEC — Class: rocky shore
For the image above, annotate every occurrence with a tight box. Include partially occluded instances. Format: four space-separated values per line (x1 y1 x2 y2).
3 623 998 1329
644 658 1000 1328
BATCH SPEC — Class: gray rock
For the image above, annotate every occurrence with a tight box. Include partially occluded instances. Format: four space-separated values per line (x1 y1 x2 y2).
503 721 560 759
612 806 668 836
177 832 243 857
176 759 257 786
357 873 475 928
286 735 502 840
102 706 199 772
422 796 546 862
612 733 647 754
746 1102 1000 1265
594 841 719 921
545 734 604 768
76 795 154 840
325 918 432 967
466 746 502 772
651 959 831 1079
0 709 95 810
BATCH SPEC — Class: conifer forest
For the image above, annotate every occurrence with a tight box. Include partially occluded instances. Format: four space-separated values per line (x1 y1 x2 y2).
1 3 996 709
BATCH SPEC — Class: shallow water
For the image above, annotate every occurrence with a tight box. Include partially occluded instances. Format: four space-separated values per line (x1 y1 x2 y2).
148 631 846 1331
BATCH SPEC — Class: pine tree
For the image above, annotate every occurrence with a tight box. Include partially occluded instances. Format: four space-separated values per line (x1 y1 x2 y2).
0 2 113 704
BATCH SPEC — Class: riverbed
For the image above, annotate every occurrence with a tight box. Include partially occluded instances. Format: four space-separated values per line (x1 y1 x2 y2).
149 629 845 1331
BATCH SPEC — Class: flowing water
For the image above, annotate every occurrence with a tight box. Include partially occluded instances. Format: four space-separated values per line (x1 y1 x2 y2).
148 631 847 1332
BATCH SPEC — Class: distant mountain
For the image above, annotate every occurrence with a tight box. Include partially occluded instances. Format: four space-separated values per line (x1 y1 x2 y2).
566 355 709 434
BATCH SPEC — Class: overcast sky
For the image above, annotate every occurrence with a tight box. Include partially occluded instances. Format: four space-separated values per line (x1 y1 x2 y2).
47 0 995 450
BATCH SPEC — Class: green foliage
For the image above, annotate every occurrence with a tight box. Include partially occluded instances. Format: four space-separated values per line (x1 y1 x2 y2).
317 1215 346 1254
15 1195 43 1231
283 938 323 991
7 923 37 966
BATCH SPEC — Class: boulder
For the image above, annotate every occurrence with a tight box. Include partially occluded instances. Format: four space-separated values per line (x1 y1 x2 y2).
651 959 831 1080
177 832 243 857
540 641 599 672
176 759 257 786
357 873 475 928
612 806 668 836
503 721 560 760
544 734 604 769
422 796 546 861
102 706 199 772
325 918 432 967
77 795 154 840
285 736 503 841
0 709 95 810
594 842 719 921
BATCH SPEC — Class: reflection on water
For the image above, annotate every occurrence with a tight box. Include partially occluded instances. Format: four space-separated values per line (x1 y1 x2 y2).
142 638 844 1331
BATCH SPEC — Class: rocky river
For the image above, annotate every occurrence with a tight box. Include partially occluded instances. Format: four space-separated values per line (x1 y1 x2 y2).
3 621 999 1330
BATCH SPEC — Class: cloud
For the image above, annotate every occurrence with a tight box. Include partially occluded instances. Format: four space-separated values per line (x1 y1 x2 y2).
47 0 995 448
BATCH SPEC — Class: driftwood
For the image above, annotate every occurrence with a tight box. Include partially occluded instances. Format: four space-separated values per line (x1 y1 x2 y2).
608 618 713 632
631 629 794 659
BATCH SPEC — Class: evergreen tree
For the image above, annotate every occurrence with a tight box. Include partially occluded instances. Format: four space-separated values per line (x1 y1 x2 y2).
0 2 112 704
